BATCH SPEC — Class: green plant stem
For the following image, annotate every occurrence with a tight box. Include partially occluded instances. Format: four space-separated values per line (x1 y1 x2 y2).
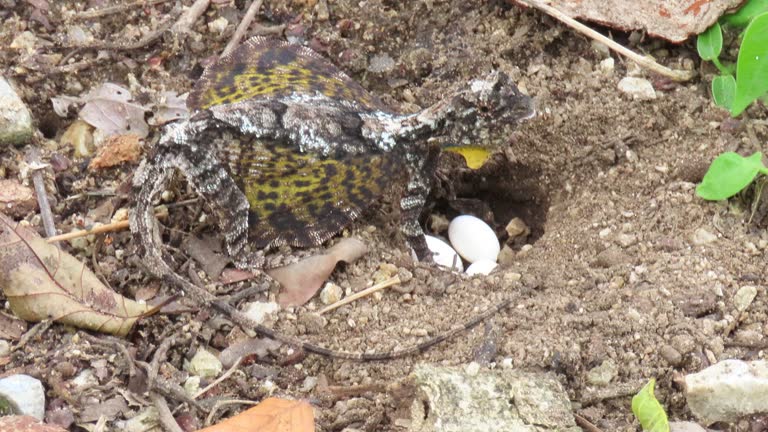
712 57 732 75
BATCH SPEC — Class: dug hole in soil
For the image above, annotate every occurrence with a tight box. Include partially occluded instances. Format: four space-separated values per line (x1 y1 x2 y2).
1 0 767 431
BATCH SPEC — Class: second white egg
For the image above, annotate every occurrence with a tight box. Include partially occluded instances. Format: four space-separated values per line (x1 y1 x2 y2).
448 215 500 263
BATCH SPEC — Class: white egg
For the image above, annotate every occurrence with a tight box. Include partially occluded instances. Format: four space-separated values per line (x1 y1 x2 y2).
465 260 498 276
425 235 464 271
448 215 500 263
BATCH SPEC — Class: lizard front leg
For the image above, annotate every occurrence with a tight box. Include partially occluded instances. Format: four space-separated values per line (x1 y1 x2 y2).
401 144 440 261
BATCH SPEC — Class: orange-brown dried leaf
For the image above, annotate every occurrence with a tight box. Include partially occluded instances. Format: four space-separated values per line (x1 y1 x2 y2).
197 397 314 432
0 212 153 337
88 134 142 170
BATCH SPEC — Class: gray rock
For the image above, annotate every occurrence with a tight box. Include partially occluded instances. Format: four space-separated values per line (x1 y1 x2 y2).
685 359 768 424
0 77 33 147
670 421 707 432
0 374 46 420
409 364 578 432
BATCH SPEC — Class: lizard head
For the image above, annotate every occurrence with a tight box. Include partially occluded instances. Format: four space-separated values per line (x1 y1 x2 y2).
463 71 535 125
414 70 535 149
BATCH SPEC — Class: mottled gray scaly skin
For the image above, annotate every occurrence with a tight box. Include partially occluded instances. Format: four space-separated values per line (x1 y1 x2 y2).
129 36 534 361
130 36 533 280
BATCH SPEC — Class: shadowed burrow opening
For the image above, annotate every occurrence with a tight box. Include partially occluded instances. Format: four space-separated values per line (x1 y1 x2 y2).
428 152 550 249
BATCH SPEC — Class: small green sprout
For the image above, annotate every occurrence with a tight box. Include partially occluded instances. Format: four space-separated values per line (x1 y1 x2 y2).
631 379 670 432
696 152 768 201
697 0 768 116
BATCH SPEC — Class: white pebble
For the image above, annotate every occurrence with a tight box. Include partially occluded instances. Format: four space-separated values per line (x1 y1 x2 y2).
243 301 279 324
0 374 45 420
425 235 463 271
448 215 500 263
465 260 498 276
319 282 343 305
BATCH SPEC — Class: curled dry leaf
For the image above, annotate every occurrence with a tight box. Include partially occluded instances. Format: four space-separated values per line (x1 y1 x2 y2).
198 397 314 432
268 238 368 307
0 212 153 337
52 82 149 138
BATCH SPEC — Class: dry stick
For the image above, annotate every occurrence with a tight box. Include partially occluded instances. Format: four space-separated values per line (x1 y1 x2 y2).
221 0 264 57
318 276 401 315
574 414 605 432
74 0 173 20
150 392 184 432
46 220 128 243
171 0 211 34
25 149 56 238
515 0 695 82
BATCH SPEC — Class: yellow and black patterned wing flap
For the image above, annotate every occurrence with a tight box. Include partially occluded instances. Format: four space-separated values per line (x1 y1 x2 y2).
188 37 383 111
227 140 400 249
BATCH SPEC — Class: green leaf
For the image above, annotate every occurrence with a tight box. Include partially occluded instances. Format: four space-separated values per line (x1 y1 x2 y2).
696 152 767 200
712 75 736 109
721 0 768 28
730 12 768 116
631 379 670 432
697 23 723 61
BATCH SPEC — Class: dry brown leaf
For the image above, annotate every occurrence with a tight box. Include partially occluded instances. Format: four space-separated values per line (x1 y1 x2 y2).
197 397 314 432
268 238 367 307
78 83 149 138
0 212 153 337
88 134 143 170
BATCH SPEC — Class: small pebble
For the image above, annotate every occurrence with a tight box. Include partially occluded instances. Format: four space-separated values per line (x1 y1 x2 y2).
660 344 683 366
319 283 343 305
598 57 615 74
586 359 618 386
207 17 228 34
617 77 656 100
425 235 463 271
0 375 45 420
691 228 717 245
505 217 529 239
448 215 500 263
243 301 279 324
733 285 758 312
187 349 223 379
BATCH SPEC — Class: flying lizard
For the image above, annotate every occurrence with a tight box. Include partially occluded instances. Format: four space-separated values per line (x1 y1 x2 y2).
130 37 534 361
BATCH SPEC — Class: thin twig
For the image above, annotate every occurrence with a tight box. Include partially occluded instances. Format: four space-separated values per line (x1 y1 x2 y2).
15 320 52 352
150 392 184 432
66 19 174 51
318 276 401 315
574 413 605 432
25 149 56 238
74 0 173 20
80 333 138 377
221 0 263 57
46 220 128 243
148 337 175 390
515 0 695 82
171 0 211 34
193 356 243 399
